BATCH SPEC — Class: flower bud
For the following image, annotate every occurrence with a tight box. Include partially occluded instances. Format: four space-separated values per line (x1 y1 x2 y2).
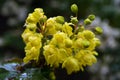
94 26 103 34
55 16 65 24
77 25 84 32
71 17 78 24
39 15 47 23
71 4 78 14
94 38 101 46
88 14 95 21
84 18 92 25
82 40 90 48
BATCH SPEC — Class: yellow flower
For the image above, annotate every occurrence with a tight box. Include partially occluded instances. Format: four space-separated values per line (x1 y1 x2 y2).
22 28 43 63
62 22 73 37
58 48 69 60
43 45 60 67
26 13 37 23
50 32 67 48
45 18 57 35
86 40 96 50
65 38 73 48
21 29 34 43
26 8 44 24
28 33 43 47
26 23 37 30
75 50 97 67
54 22 63 31
73 38 85 49
86 38 101 50
62 57 80 74
24 47 40 63
83 30 95 40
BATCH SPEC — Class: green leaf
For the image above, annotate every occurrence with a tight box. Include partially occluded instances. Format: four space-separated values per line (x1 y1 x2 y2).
0 63 51 80
0 68 9 80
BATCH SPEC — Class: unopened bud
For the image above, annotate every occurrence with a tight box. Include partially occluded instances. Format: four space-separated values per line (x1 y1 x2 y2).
95 26 103 34
55 16 65 24
82 40 90 48
71 17 78 24
71 4 78 14
94 38 101 46
84 18 92 25
78 25 84 32
88 14 95 21
39 15 47 23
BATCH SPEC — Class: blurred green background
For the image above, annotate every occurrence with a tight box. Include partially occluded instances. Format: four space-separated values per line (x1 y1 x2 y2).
0 0 120 80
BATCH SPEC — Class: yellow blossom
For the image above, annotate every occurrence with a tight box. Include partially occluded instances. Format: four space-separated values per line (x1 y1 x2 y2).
26 23 37 30
62 22 73 37
83 30 95 40
50 32 67 48
21 29 34 43
45 18 57 35
62 57 80 74
65 38 73 48
26 8 44 24
24 47 40 63
75 50 97 67
73 38 85 49
43 45 61 67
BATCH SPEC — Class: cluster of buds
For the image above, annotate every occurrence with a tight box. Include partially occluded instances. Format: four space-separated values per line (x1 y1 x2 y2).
21 4 102 75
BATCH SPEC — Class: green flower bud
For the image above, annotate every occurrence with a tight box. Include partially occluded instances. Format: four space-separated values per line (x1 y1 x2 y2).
71 17 78 24
82 40 90 48
78 25 84 32
71 4 78 14
95 40 101 46
94 38 101 46
55 16 65 24
39 15 47 23
95 26 103 34
88 14 95 21
84 18 92 25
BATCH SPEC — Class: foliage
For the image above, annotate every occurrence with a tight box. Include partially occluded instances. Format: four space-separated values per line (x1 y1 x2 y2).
0 62 51 80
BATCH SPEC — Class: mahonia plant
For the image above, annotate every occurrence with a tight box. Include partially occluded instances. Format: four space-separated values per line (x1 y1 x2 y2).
21 3 103 77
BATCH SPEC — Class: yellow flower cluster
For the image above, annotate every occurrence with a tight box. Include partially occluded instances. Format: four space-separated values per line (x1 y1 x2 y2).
44 30 100 74
21 4 102 75
21 8 43 63
22 29 43 63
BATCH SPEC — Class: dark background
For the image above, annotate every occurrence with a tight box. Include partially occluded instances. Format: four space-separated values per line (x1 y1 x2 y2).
0 0 120 80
